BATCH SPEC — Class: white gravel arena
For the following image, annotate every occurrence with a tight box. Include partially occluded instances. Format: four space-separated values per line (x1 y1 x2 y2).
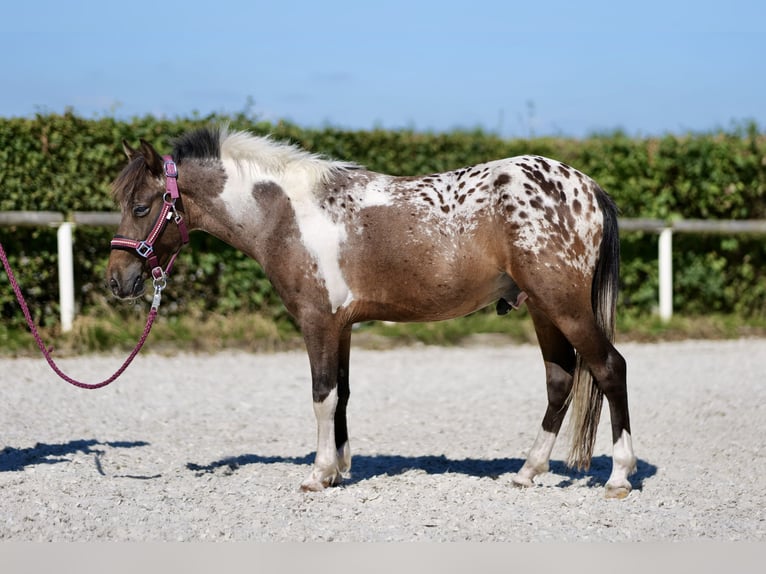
1 338 764 542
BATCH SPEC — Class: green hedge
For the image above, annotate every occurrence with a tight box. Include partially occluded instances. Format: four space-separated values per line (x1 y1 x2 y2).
1 112 765 329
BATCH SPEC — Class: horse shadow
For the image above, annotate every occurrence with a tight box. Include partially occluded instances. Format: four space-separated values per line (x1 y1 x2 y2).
0 439 150 473
186 451 657 491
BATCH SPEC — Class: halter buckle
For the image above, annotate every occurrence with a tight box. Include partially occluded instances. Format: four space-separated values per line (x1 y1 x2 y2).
164 160 178 178
136 241 154 258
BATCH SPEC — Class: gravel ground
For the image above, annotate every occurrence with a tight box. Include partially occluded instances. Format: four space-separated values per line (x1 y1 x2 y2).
1 339 764 541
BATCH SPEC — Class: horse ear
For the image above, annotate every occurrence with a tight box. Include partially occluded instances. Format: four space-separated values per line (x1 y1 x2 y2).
122 139 137 160
138 138 165 176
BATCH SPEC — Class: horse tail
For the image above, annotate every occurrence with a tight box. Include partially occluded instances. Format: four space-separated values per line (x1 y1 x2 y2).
567 185 620 470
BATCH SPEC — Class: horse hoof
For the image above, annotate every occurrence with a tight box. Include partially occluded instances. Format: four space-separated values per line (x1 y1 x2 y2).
604 483 632 499
299 470 343 492
511 474 534 488
299 480 325 493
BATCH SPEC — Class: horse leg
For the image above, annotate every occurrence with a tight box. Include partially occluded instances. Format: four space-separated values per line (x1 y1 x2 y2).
299 322 347 492
510 257 636 497
554 313 637 498
335 325 352 473
573 328 635 497
513 305 576 487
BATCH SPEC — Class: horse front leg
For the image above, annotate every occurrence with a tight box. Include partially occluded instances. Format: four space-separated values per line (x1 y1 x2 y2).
299 322 349 492
335 325 352 474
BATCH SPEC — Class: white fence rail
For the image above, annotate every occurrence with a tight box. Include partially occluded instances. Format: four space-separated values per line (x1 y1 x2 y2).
2 211 766 331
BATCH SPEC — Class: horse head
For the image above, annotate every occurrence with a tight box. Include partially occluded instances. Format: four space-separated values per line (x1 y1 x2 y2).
106 138 189 299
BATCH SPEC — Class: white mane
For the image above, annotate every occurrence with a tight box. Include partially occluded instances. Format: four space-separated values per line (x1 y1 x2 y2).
219 128 357 185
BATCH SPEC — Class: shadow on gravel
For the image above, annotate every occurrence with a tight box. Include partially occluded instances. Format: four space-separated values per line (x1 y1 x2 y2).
548 456 657 491
0 440 149 473
186 452 657 491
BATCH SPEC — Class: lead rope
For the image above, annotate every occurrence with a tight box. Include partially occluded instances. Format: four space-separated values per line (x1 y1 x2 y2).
0 240 161 389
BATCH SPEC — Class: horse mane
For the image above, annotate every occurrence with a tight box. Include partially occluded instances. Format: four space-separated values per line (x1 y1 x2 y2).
174 125 359 184
113 126 359 203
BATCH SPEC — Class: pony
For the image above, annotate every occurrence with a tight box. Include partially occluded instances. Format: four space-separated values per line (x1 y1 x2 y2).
106 126 636 498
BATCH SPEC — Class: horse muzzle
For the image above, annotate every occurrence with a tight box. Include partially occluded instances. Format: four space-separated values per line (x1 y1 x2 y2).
107 261 146 299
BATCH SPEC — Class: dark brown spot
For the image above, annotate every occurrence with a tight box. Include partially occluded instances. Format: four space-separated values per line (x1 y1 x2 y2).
518 211 528 219
573 199 582 214
440 205 450 213
252 180 285 200
494 173 510 188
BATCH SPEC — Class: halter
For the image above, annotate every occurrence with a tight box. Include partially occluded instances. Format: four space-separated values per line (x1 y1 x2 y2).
110 156 190 303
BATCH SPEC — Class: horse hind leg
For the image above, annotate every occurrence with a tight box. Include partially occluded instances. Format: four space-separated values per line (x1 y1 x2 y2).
513 305 575 487
511 269 636 497
552 308 636 498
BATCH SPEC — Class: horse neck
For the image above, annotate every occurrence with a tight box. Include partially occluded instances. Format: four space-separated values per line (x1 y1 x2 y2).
176 160 259 255
176 158 300 261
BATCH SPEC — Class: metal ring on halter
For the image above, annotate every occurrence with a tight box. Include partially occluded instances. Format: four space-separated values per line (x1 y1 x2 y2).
151 268 167 289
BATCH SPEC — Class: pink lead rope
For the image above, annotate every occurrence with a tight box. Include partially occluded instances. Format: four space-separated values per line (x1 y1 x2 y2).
0 239 159 389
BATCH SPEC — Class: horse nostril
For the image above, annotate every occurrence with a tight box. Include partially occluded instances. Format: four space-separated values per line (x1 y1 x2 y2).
109 277 120 295
131 275 145 297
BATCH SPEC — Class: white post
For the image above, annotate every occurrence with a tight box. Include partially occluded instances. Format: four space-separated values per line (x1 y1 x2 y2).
57 222 75 332
658 227 673 322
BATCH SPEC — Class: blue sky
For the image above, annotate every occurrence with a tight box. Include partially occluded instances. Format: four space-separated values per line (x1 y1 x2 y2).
1 0 763 138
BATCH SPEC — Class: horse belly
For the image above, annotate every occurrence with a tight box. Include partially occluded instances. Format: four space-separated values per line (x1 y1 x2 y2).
341 222 510 322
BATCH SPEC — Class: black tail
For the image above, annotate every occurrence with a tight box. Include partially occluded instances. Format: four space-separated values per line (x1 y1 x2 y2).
566 185 620 469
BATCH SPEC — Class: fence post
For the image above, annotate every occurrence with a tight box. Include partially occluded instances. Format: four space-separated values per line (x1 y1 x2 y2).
658 227 673 322
57 222 75 332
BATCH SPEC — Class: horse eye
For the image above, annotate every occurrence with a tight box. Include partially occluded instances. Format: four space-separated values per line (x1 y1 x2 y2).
133 205 150 217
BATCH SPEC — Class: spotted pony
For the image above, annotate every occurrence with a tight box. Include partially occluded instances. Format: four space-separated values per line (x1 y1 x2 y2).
107 126 637 498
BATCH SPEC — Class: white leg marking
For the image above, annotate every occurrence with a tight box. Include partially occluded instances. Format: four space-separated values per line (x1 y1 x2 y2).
300 388 343 491
605 429 637 499
337 440 352 473
513 428 557 487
